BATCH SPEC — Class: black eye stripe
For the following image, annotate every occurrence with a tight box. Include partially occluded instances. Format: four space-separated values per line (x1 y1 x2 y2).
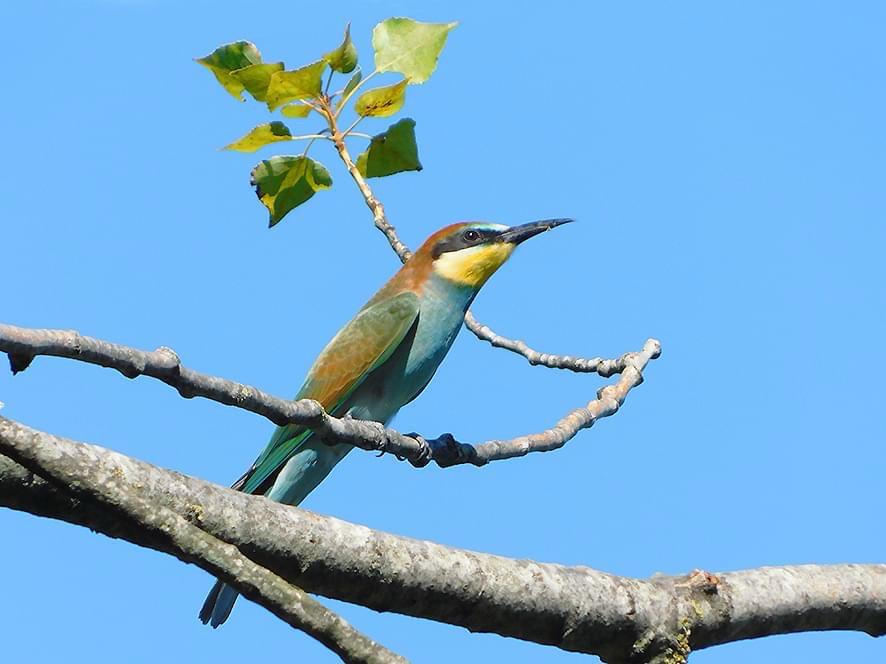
432 228 500 258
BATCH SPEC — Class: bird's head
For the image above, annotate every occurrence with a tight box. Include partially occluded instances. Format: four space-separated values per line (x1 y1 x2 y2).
416 218 573 289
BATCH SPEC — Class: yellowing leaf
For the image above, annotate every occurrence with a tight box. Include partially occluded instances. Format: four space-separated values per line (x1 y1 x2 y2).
265 60 327 111
280 104 312 118
324 23 358 74
251 156 333 227
372 18 457 84
354 79 407 117
196 41 262 100
230 62 284 102
356 118 422 178
223 122 293 152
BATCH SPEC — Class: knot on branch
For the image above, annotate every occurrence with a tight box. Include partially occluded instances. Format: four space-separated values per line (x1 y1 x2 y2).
427 433 481 468
646 339 663 360
8 352 34 375
152 346 182 377
296 399 325 425
629 569 729 664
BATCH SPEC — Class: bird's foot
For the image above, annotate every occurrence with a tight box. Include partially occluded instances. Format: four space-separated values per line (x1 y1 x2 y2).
404 432 432 468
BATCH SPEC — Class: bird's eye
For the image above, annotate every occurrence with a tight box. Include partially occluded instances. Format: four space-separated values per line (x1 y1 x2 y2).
462 229 480 243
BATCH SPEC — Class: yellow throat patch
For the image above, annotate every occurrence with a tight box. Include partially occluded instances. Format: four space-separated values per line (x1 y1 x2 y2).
432 243 516 288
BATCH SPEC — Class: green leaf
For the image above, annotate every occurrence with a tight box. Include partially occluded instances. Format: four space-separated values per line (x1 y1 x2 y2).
251 156 332 227
196 41 263 100
355 118 422 178
280 104 312 118
354 79 407 117
343 68 362 97
223 121 293 153
324 23 358 73
372 18 457 84
230 62 284 102
266 60 327 111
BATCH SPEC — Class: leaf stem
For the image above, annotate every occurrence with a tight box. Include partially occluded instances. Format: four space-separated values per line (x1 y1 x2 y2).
334 69 378 120
341 116 365 139
299 99 323 116
301 137 318 158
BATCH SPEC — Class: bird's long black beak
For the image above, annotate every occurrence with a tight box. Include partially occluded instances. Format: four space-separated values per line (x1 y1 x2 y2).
497 218 574 245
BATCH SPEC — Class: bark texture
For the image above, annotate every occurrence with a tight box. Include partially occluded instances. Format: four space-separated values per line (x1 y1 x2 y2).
2 416 883 664
0 324 659 467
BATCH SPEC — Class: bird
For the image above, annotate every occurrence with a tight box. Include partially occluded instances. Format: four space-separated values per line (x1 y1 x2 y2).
199 218 572 627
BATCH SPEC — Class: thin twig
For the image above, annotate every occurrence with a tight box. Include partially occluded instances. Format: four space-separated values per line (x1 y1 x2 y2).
0 324 659 467
326 115 413 261
320 102 644 374
0 418 406 664
460 338 660 464
463 311 633 374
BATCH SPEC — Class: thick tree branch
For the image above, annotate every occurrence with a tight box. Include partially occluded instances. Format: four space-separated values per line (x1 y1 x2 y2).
0 417 403 664
1 416 883 664
0 323 659 468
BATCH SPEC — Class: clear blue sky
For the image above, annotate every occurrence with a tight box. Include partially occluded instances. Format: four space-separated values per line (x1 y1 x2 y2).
1 1 884 662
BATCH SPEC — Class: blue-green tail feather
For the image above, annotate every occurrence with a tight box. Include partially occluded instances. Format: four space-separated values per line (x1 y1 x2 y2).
198 431 353 627
199 580 238 628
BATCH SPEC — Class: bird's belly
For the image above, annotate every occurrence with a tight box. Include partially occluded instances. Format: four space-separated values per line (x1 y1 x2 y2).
344 357 426 424
345 385 408 424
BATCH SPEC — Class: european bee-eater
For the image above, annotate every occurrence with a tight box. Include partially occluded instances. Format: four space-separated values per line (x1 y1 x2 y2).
199 218 572 626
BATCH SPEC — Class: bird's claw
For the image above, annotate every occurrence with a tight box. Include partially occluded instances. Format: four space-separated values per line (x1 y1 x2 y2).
405 432 432 468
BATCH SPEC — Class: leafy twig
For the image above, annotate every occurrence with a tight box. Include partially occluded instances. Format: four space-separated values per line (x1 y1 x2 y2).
320 95 657 375
318 98 412 261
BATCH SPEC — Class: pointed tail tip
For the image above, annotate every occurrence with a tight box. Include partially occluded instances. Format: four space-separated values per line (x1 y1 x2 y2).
198 605 213 626
197 608 216 627
199 579 224 627
199 581 240 628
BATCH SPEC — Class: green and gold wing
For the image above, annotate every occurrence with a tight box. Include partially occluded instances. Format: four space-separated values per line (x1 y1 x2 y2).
235 291 420 495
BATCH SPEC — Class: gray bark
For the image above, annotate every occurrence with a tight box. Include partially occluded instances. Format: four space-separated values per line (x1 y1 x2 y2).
2 416 883 664
0 323 659 467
